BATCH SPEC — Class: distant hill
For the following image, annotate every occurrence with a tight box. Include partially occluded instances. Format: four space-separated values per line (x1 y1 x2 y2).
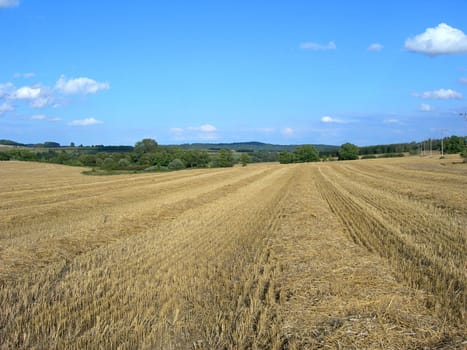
0 139 340 155
175 141 339 153
0 139 26 147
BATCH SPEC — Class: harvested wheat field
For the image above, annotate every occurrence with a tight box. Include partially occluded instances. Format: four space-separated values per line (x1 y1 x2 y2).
0 157 465 349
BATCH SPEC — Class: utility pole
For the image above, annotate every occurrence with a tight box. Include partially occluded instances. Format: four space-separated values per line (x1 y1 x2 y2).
439 129 448 158
461 113 467 141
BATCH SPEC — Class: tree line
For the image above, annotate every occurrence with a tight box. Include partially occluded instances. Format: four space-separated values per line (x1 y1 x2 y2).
0 138 245 171
1 135 465 170
278 136 466 164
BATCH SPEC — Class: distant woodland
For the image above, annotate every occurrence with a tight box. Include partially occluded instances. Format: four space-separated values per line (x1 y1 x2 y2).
0 136 465 172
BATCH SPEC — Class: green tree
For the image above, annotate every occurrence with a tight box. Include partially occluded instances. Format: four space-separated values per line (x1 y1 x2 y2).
338 142 359 160
78 154 97 166
138 153 156 167
293 145 319 162
134 138 158 154
445 136 465 154
216 149 234 167
278 151 294 164
0 151 11 161
102 157 117 170
240 153 250 166
42 141 61 148
118 158 131 169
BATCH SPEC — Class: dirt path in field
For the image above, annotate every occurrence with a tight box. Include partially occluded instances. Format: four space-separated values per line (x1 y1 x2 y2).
0 161 464 349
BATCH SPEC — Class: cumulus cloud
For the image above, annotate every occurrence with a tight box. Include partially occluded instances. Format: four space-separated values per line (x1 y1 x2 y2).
321 116 344 123
31 96 53 108
420 103 433 111
13 86 41 100
0 0 19 8
69 117 103 126
405 23 467 56
11 85 54 108
300 41 336 51
415 88 463 100
55 75 109 95
368 43 383 51
0 103 13 115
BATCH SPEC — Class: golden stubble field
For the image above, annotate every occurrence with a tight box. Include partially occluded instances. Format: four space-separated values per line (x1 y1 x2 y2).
0 157 465 349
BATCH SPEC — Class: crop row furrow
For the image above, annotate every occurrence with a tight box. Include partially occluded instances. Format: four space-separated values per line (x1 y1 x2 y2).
320 165 466 260
315 166 465 324
0 167 281 280
333 163 467 215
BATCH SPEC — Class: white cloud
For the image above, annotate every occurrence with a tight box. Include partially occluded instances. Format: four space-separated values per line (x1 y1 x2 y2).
201 124 216 132
30 114 47 120
368 43 383 51
0 82 14 98
321 115 344 123
196 124 217 132
405 23 467 56
11 85 54 108
282 127 294 136
13 86 41 100
300 41 336 51
31 96 53 108
0 0 19 8
186 124 218 133
420 103 433 112
0 102 13 115
30 114 61 122
55 75 110 95
69 117 103 126
415 88 463 100
171 124 219 140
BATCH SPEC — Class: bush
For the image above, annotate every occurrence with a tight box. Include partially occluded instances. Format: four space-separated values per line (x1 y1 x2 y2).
380 153 404 158
240 153 250 166
168 158 186 170
293 145 319 162
118 158 131 169
101 157 117 170
361 154 377 159
461 149 467 163
279 151 294 164
0 151 10 161
338 143 359 160
216 149 234 167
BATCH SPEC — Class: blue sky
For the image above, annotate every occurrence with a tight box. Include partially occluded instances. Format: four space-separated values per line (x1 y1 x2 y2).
1 0 467 146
